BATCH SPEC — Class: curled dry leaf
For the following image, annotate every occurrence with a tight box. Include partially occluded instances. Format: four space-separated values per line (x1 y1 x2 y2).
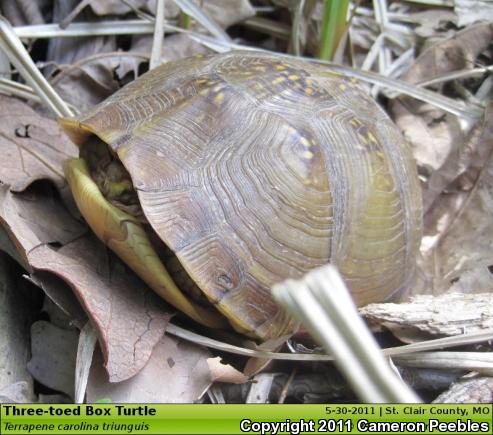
0 95 77 192
201 0 255 29
28 238 172 382
391 23 493 172
0 255 33 393
0 381 36 404
421 103 493 298
0 184 86 267
131 33 212 64
360 293 493 342
46 0 117 78
88 0 179 17
0 96 172 382
455 0 493 27
29 272 88 330
51 53 148 112
411 9 457 41
27 321 79 398
87 335 212 403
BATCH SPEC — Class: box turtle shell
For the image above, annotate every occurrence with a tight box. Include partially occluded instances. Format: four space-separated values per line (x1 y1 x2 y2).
60 50 422 340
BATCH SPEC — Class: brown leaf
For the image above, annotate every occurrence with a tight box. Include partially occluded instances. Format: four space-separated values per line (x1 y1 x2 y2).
0 95 77 192
203 0 255 29
88 0 179 16
0 254 33 392
207 357 248 384
0 175 170 382
420 103 493 296
130 33 211 64
27 321 79 398
87 335 212 402
0 184 86 267
391 23 493 173
402 22 493 84
51 53 147 112
0 381 36 403
28 237 172 382
29 272 88 330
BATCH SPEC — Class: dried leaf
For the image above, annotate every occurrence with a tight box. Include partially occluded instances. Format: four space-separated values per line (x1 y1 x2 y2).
131 33 211 63
412 9 457 41
27 321 79 398
391 23 493 172
0 95 172 382
51 53 147 112
46 0 117 78
87 335 212 402
202 0 255 29
455 0 493 27
88 0 180 16
0 95 76 192
89 0 148 15
421 104 493 296
0 381 35 404
30 272 88 330
207 357 248 384
28 237 172 382
0 255 32 392
0 184 86 266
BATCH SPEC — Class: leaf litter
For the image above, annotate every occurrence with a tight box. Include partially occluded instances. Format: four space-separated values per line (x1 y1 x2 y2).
0 0 492 404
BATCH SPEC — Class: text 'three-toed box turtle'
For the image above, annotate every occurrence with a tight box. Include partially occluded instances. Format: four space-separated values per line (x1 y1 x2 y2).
60 50 422 340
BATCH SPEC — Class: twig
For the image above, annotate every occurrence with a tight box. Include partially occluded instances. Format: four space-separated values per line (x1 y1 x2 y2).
272 264 421 403
0 16 73 117
150 0 166 69
278 367 298 404
59 0 92 29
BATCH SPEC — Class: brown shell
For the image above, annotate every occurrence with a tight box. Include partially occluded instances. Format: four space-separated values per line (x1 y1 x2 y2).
61 51 422 339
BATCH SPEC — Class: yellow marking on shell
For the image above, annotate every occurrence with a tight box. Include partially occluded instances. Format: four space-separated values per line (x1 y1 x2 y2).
373 173 394 191
306 78 314 85
286 125 298 135
358 133 369 145
303 150 314 159
374 150 386 162
368 131 378 143
199 88 211 96
272 76 286 85
305 87 314 95
300 137 312 147
350 118 362 127
275 64 287 71
339 83 347 91
214 92 225 105
288 75 300 81
213 85 223 92
206 80 216 86
196 78 208 84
